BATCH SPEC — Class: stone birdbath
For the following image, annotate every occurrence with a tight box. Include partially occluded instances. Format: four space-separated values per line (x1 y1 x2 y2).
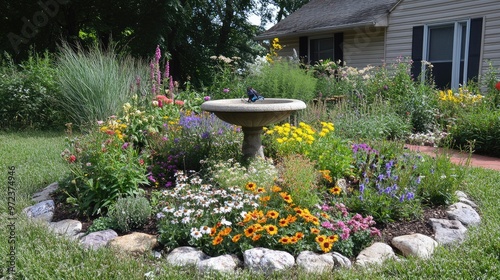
201 98 307 159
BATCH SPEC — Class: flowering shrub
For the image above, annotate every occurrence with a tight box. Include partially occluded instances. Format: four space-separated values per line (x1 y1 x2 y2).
155 171 379 257
147 112 242 187
342 143 423 224
61 129 149 215
263 121 352 180
265 38 283 64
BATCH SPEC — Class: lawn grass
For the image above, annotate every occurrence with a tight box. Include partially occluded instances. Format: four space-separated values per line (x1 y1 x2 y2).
0 132 498 279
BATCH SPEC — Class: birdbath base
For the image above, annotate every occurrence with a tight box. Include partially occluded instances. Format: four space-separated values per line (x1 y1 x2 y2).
242 126 264 159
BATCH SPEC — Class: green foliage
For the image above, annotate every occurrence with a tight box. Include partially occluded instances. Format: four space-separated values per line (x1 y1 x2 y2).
246 59 317 101
342 143 423 224
107 196 152 233
276 154 320 208
0 51 64 130
449 107 500 157
87 217 115 233
56 41 149 127
415 152 466 206
331 98 412 141
60 130 148 216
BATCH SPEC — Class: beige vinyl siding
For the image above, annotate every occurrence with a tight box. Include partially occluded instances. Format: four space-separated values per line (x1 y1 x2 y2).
343 28 387 68
274 37 300 59
386 0 500 78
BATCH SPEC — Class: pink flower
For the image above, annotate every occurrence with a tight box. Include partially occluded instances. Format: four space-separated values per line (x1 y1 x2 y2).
223 88 230 93
68 155 76 163
204 96 211 101
175 100 184 106
155 45 161 63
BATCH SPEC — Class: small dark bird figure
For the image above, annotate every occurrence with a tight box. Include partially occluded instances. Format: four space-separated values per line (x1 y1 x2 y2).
246 87 265 103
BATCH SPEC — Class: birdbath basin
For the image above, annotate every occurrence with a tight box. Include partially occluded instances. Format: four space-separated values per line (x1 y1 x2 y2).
201 98 307 158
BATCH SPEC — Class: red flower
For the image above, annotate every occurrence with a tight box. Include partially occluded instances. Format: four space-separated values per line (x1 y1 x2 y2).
68 155 76 163
139 159 145 165
495 81 500 91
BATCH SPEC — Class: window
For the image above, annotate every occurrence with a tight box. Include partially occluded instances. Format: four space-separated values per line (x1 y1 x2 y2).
310 37 334 63
424 22 469 89
412 18 483 90
299 33 343 64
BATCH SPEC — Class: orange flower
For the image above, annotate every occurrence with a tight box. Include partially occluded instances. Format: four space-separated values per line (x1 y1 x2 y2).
244 226 256 237
294 207 304 215
320 212 330 219
278 236 291 244
266 210 279 219
279 192 293 204
264 224 278 235
232 234 242 243
328 235 339 243
271 185 282 192
257 217 267 224
212 235 223 246
290 236 298 244
259 196 271 203
310 228 320 235
278 218 289 227
210 227 217 237
286 214 297 224
219 227 232 236
256 187 266 193
329 186 342 195
252 234 262 241
294 232 304 239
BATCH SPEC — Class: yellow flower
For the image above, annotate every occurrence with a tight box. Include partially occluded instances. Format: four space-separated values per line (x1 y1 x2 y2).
245 182 257 191
328 235 339 243
219 227 232 236
259 196 271 203
278 218 289 227
244 226 256 237
279 192 293 204
264 224 278 235
310 228 320 235
315 235 327 244
329 186 342 195
295 232 305 240
320 241 332 253
266 210 279 219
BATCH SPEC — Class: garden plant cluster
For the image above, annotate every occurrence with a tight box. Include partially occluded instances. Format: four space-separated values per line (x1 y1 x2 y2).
3 39 500 262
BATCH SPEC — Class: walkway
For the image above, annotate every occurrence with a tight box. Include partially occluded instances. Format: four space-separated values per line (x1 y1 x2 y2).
405 145 500 171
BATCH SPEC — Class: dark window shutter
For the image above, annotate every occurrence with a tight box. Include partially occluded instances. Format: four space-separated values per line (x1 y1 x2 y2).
299 36 308 63
334 32 344 63
411 26 424 80
467 17 483 82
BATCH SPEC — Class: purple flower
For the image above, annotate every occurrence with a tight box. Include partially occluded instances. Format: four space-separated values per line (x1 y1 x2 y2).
406 192 415 200
121 142 130 150
204 96 211 101
359 183 365 193
321 221 334 230
155 45 161 63
223 88 230 93
201 132 210 139
164 61 170 78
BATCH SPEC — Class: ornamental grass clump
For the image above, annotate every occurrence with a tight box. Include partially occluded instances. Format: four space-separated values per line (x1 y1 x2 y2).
155 171 380 258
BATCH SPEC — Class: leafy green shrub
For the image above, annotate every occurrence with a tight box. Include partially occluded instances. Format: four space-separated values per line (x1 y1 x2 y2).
331 98 411 141
449 107 500 157
87 217 115 233
246 59 317 102
276 154 320 208
60 129 148 215
56 41 149 127
0 51 64 130
108 196 152 233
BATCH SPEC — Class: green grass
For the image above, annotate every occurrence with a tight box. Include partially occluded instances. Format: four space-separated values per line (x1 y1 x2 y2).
0 132 499 279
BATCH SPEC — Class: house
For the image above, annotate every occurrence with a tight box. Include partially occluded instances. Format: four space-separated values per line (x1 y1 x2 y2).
255 0 500 89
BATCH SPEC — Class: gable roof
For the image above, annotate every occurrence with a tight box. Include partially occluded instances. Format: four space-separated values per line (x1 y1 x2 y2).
255 0 402 40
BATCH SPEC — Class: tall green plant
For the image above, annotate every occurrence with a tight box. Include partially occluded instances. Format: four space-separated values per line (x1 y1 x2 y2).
246 60 317 101
56 42 149 127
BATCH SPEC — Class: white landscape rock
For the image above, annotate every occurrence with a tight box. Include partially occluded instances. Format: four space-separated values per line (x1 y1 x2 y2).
355 242 396 267
108 232 158 256
79 229 118 250
296 251 336 273
197 254 242 273
391 233 438 259
243 247 295 274
166 246 209 266
429 218 467 245
447 202 481 226
48 219 82 238
23 199 55 222
32 182 58 203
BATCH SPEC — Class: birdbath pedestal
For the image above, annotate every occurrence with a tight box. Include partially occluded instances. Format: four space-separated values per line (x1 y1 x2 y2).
200 98 307 159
